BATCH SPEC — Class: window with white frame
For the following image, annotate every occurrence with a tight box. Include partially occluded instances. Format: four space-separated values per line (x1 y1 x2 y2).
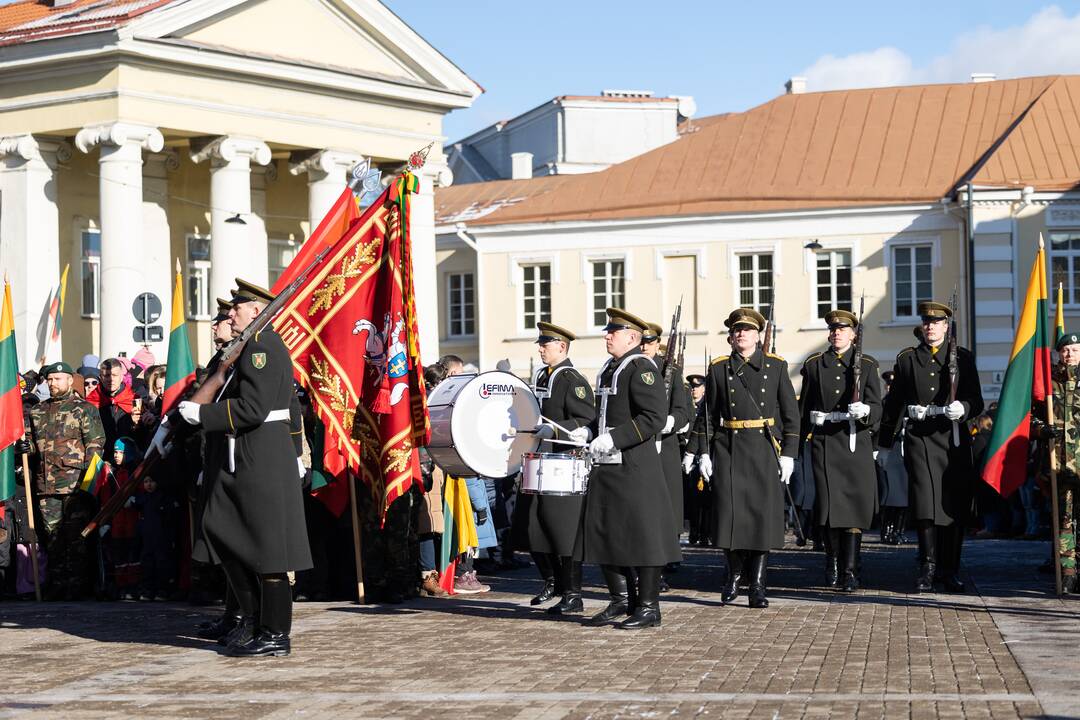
737 253 773 316
268 237 300 288
1050 231 1080 305
447 272 475 337
186 234 211 320
892 244 933 318
591 259 625 327
814 249 852 317
80 229 101 318
521 264 551 329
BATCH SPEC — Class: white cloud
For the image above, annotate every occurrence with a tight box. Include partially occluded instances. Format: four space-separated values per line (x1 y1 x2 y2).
800 6 1080 92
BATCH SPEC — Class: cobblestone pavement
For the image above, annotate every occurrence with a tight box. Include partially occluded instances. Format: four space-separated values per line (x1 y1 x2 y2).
1 535 1077 719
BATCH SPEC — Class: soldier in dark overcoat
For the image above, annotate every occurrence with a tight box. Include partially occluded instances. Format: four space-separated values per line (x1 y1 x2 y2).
877 301 983 593
682 374 711 545
513 322 596 615
641 322 692 578
179 279 311 657
573 308 679 629
799 309 882 592
694 308 800 608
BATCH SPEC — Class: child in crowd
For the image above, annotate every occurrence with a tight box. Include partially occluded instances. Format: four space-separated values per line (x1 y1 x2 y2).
134 475 178 601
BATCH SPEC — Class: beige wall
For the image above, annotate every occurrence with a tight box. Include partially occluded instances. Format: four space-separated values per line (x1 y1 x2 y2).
442 213 965 391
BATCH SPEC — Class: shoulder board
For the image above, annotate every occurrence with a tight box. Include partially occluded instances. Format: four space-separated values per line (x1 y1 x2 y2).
897 347 915 359
766 353 784 361
860 355 879 366
711 355 730 365
805 352 824 363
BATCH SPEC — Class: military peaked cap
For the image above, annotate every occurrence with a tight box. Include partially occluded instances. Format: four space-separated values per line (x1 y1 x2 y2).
686 374 706 388
603 308 649 334
824 309 858 328
535 322 575 344
724 307 766 331
232 278 275 305
918 301 952 320
213 297 233 323
642 322 663 341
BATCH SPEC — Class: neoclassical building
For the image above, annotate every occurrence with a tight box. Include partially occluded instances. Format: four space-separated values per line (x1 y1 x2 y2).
0 0 479 368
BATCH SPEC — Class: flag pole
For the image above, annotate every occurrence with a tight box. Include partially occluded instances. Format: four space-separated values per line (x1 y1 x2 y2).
1043 235 1064 596
19 434 41 602
347 469 366 603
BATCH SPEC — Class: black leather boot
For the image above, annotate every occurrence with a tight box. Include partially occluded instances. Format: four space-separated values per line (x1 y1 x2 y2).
530 552 557 605
217 560 258 648
939 525 966 593
721 550 743 604
825 529 841 589
197 610 242 640
840 531 860 592
880 508 895 545
548 559 584 615
586 565 629 626
915 523 936 593
617 566 661 629
748 552 769 608
229 575 292 657
894 509 908 545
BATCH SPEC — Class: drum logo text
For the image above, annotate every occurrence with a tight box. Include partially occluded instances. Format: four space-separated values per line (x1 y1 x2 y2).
479 382 517 398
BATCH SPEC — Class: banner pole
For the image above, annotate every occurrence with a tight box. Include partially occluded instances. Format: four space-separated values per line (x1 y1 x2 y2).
19 435 41 602
348 470 365 603
1047 391 1064 597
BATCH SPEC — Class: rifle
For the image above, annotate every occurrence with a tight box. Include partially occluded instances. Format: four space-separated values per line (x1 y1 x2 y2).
662 297 683 391
947 286 960 447
849 294 865 453
762 303 776 354
676 330 687 373
82 243 335 537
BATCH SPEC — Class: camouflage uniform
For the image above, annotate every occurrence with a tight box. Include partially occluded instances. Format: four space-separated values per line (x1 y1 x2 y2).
27 389 105 599
1049 363 1080 591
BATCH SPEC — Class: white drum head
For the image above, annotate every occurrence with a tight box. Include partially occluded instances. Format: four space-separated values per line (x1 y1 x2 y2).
448 371 540 477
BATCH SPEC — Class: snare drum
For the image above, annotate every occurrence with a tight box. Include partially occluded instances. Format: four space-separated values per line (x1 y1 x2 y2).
426 371 541 478
520 452 590 495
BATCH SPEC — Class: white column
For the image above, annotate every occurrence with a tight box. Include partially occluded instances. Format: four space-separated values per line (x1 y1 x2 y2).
75 122 164 359
412 163 454 365
250 163 273 288
141 150 177 359
190 136 271 301
0 135 66 369
289 149 363 230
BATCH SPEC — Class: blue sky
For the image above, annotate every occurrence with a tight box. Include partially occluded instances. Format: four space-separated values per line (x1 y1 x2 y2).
383 1 1080 141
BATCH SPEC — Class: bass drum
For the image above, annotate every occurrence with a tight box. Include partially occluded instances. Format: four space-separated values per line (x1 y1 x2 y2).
426 371 541 478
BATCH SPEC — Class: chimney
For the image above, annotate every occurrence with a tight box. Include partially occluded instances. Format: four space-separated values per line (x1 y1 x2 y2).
970 73 996 83
50 0 79 6
785 77 807 95
510 152 533 180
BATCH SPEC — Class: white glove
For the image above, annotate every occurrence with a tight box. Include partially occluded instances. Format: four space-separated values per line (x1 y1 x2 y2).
124 496 136 508
682 453 695 474
99 524 111 538
876 448 891 466
944 400 965 421
848 402 870 420
149 420 170 457
677 422 690 434
873 450 879 461
779 456 795 484
810 410 828 427
534 423 555 441
297 457 306 478
828 411 851 423
196 471 204 487
568 426 590 444
178 401 201 426
699 454 713 479
589 433 615 455
907 405 928 421
662 415 675 434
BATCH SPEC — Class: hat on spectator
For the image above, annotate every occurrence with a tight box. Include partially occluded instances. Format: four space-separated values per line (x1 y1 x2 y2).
81 354 99 369
76 365 97 378
132 347 155 372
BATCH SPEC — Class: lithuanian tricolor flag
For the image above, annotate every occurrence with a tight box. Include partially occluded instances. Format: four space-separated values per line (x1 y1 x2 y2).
162 259 195 414
78 452 105 494
47 264 69 345
1056 282 1066 344
0 279 24 507
981 243 1053 497
438 475 478 594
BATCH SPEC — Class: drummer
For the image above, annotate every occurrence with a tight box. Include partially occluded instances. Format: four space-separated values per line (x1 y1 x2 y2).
513 322 597 615
571 308 681 629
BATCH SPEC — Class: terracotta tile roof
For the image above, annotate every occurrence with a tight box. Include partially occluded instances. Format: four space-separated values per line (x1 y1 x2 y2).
453 75 1076 226
435 175 573 226
0 0 178 45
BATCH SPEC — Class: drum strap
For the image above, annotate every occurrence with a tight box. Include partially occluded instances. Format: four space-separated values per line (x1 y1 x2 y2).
533 364 574 399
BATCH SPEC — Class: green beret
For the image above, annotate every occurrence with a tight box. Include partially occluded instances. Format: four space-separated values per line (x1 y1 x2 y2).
41 361 74 376
1057 333 1080 351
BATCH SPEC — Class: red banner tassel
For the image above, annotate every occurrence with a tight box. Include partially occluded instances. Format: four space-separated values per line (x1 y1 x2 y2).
372 373 392 414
